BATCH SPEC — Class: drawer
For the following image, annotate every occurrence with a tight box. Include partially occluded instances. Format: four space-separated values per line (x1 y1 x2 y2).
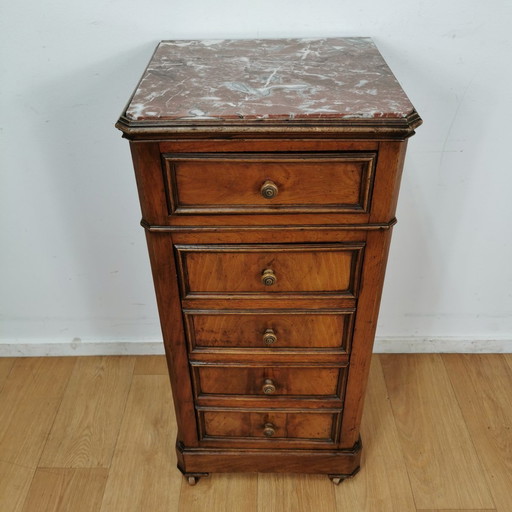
175 244 364 298
192 365 346 399
162 152 376 215
199 409 339 443
184 309 354 352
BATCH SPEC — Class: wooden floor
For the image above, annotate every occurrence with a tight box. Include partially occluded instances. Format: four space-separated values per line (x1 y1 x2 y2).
0 354 511 512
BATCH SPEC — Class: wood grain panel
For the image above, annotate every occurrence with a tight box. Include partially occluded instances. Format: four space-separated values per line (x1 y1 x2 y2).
179 445 360 474
0 357 15 393
195 366 343 397
159 138 379 154
188 351 348 366
179 473 257 512
162 212 375 227
201 410 335 441
133 355 168 375
418 510 496 512
505 353 512 373
164 153 375 214
129 141 168 225
443 354 512 512
0 357 74 467
369 141 407 223
335 356 416 512
380 354 494 510
176 244 363 297
146 231 199 447
169 228 372 245
21 468 108 512
258 473 336 512
181 296 356 311
0 461 34 512
40 356 135 468
339 229 393 447
100 375 181 512
185 309 352 351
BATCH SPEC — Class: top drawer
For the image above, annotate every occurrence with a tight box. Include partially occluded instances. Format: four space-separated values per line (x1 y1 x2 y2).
162 152 376 215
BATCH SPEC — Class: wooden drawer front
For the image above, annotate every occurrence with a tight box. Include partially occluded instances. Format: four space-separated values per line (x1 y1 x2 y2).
194 366 345 398
175 244 364 298
184 309 354 352
162 152 376 214
200 410 337 442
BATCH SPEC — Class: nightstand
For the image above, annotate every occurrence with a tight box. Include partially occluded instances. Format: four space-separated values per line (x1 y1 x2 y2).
116 37 421 484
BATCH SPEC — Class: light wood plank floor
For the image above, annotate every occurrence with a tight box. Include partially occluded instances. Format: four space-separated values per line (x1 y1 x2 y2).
0 354 510 512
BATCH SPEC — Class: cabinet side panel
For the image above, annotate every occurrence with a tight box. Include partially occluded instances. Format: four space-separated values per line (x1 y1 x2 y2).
370 141 408 223
340 228 393 447
144 231 199 447
129 141 169 224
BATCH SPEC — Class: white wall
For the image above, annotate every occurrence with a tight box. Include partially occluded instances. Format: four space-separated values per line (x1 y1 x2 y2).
2 0 512 353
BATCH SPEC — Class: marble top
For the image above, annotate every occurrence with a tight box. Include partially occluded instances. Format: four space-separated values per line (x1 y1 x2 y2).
123 38 417 124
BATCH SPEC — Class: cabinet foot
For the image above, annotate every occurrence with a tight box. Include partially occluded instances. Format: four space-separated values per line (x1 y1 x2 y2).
183 473 209 485
328 466 360 485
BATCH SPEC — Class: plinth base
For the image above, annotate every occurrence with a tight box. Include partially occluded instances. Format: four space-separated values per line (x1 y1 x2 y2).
176 439 362 481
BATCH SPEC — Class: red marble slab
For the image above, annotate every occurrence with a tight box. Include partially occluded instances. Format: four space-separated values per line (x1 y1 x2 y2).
123 38 417 125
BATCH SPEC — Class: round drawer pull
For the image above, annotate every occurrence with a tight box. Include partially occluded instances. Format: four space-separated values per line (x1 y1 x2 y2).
260 180 278 199
263 422 276 437
261 268 277 286
262 378 276 395
263 328 277 346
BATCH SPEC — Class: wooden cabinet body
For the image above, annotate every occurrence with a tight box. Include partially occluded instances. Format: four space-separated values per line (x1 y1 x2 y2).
117 38 421 483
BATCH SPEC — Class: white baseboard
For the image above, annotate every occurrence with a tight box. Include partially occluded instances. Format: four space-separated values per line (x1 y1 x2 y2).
0 339 165 357
373 337 512 353
0 336 511 357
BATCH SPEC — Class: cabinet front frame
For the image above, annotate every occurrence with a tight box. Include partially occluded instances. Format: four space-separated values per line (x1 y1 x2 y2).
136 137 408 464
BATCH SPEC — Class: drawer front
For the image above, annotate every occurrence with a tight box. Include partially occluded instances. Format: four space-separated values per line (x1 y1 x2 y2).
175 244 364 298
193 366 345 398
162 152 376 215
200 410 338 442
184 309 354 351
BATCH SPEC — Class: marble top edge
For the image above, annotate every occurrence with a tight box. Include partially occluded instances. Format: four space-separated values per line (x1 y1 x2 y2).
123 37 418 125
157 37 374 45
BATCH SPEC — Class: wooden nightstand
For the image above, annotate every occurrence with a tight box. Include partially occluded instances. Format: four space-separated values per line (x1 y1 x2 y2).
116 37 421 485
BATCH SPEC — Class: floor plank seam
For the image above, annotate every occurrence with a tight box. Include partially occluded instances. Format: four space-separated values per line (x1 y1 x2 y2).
503 353 512 375
34 357 78 470
377 354 421 512
101 357 138 470
440 355 499 511
0 361 15 395
0 458 35 471
97 369 137 511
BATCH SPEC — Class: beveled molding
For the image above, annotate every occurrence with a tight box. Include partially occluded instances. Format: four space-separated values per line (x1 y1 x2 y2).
116 110 422 140
182 307 356 355
140 218 397 232
161 151 376 216
173 242 365 301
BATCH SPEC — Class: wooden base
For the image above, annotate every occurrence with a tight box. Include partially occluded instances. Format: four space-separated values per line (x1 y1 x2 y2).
176 439 361 477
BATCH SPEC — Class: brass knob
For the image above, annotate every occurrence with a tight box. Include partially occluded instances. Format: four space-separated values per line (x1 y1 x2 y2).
263 423 275 437
263 328 277 346
262 378 276 395
260 180 278 199
261 268 277 286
